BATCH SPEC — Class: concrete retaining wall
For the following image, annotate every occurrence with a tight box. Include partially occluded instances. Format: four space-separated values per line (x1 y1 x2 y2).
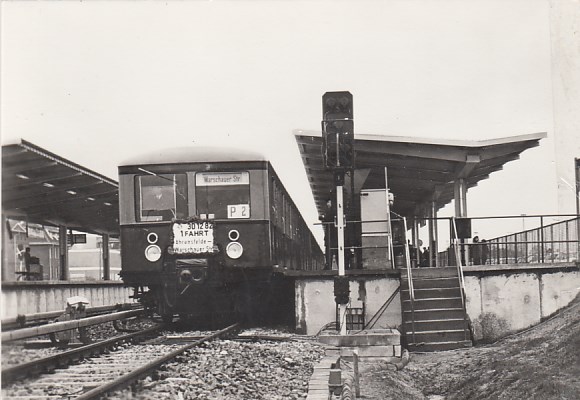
295 274 402 336
463 265 580 341
1 281 133 319
294 264 579 341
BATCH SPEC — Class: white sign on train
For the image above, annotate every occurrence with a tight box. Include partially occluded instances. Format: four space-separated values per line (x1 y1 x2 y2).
227 204 250 219
195 172 249 186
172 221 214 254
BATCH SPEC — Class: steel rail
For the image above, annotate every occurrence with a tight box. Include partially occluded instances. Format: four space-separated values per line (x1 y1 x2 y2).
1 325 162 386
1 303 141 331
2 309 144 343
75 322 241 400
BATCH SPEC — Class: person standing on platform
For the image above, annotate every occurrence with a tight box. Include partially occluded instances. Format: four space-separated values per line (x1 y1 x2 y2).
420 247 429 267
481 239 489 265
472 236 482 265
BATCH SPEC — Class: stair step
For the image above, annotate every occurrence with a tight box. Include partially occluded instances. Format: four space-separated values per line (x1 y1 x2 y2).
401 267 459 278
403 318 468 331
401 277 461 289
407 340 473 352
400 287 462 300
402 297 463 311
406 329 470 343
403 308 466 321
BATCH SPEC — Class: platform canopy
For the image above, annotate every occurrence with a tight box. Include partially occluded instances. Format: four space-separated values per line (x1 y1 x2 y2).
2 139 119 235
294 130 546 220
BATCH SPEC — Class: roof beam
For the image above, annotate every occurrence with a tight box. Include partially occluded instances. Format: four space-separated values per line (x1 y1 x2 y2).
455 154 481 179
2 160 59 174
6 188 118 210
3 180 108 203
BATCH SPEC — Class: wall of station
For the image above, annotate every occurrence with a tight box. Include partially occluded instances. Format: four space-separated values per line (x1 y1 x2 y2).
463 266 580 342
1 281 133 319
295 265 580 341
295 274 402 335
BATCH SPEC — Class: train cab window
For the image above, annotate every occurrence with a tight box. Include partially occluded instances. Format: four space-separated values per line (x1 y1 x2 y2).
136 174 188 222
195 172 250 219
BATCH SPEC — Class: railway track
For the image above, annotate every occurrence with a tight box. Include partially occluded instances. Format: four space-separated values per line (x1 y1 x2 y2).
1 323 240 400
1 304 142 332
2 309 145 344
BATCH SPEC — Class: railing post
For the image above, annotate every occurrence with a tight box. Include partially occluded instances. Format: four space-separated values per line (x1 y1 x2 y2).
514 234 518 264
504 237 508 264
524 229 529 263
565 220 569 262
540 216 545 263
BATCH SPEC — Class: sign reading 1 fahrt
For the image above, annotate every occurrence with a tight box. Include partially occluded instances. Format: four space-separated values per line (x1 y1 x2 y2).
172 221 215 254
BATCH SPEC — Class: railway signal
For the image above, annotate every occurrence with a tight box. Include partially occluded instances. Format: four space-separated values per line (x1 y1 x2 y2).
323 120 354 169
323 91 353 120
322 91 354 170
322 91 354 336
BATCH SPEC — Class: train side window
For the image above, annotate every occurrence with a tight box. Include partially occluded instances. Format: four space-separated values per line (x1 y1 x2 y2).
195 172 250 219
136 174 188 222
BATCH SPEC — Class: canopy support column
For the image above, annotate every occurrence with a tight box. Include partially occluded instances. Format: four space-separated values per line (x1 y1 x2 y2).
454 178 469 265
102 234 110 280
58 225 69 281
428 201 438 267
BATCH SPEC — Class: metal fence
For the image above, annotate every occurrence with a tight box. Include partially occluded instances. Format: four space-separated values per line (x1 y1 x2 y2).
437 216 579 266
486 216 579 265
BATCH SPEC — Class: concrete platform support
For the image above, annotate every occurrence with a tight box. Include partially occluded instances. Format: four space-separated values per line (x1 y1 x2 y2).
292 264 578 345
319 329 402 361
295 274 402 336
1 281 133 319
463 264 580 341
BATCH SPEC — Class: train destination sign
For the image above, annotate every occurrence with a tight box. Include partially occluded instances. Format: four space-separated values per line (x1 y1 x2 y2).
172 221 215 254
195 172 249 186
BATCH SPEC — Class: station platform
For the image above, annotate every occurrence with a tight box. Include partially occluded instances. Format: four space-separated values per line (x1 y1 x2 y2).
1 280 133 320
286 262 580 344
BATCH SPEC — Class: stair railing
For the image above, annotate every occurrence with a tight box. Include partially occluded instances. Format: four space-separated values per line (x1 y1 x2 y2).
451 217 470 341
404 217 416 344
402 216 415 302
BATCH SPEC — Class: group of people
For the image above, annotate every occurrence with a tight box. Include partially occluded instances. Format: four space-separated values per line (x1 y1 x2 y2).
471 236 489 265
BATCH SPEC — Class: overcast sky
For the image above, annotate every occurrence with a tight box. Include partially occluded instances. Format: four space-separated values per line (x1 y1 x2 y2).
1 0 560 242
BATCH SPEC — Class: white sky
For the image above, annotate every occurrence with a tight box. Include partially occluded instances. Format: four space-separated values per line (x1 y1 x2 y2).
1 0 562 243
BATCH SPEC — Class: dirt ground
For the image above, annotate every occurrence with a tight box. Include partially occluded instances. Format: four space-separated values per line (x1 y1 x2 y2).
359 293 580 400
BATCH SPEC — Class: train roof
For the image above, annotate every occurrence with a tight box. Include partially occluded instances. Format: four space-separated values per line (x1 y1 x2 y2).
119 146 268 166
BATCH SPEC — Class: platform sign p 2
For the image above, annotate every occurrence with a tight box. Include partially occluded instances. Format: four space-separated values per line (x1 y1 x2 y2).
227 204 250 219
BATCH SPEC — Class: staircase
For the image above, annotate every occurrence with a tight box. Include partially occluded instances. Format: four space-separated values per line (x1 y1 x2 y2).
400 267 472 352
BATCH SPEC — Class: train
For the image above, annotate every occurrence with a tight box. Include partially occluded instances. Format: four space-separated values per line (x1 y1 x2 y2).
118 147 324 323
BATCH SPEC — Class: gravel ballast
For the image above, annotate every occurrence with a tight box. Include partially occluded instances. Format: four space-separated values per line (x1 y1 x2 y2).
123 337 325 400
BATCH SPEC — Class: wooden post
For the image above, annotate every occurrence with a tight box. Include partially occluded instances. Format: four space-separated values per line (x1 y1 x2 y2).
353 348 360 398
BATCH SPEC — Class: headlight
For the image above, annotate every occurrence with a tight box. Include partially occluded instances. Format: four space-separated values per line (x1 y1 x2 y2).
226 242 243 259
145 245 162 262
147 232 158 244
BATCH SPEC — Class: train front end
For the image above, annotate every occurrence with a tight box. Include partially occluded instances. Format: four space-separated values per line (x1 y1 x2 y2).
118 149 272 321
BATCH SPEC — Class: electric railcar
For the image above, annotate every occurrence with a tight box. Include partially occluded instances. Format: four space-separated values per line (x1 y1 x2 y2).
118 147 324 322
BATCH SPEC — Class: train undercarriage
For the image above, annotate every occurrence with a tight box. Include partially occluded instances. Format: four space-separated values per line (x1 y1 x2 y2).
129 266 290 327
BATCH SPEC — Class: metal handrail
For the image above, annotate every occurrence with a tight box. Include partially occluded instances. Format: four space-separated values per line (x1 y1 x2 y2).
451 218 466 308
451 217 470 341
